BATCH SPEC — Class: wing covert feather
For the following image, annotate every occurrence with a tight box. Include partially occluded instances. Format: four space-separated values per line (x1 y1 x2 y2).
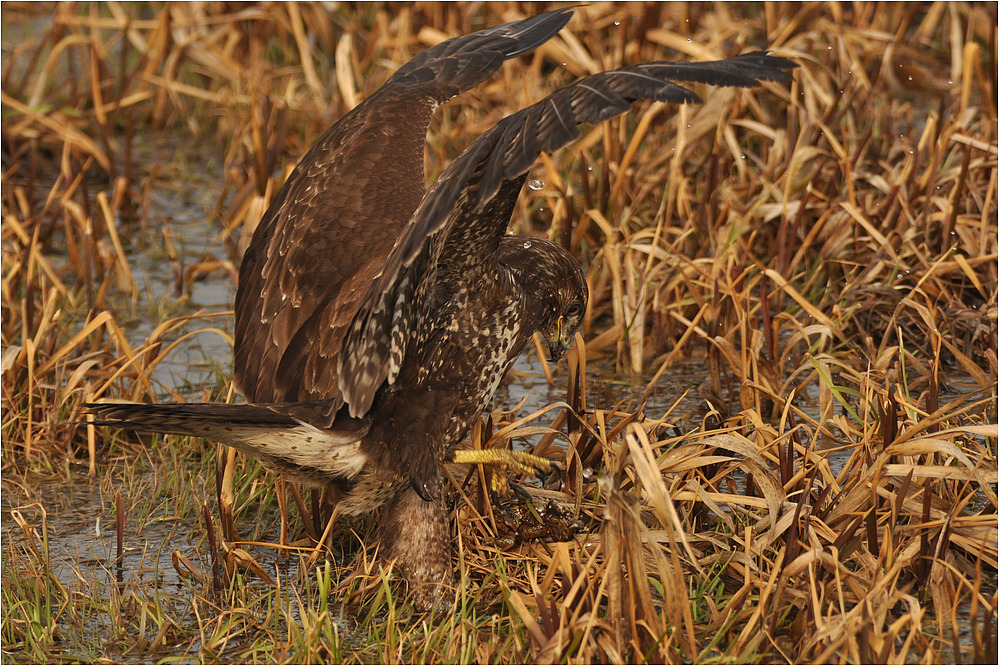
338 52 797 416
233 9 573 413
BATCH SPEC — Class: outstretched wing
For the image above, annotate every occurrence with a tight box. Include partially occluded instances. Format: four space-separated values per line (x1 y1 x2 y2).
338 52 797 416
233 8 574 411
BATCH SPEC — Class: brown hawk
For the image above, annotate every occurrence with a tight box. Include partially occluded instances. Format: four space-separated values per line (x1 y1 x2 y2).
88 8 795 608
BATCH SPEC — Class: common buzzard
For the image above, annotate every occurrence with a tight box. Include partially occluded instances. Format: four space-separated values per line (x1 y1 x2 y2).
89 8 795 609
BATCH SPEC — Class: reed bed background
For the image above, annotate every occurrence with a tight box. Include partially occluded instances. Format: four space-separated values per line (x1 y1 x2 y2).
2 1 996 663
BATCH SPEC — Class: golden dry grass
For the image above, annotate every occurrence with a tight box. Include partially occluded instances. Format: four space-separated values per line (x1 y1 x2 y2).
2 1 997 663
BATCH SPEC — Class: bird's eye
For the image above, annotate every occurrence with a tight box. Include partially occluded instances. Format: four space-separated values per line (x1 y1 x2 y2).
566 302 583 318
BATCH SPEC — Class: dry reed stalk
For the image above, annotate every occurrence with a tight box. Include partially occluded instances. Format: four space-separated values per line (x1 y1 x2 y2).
2 2 996 663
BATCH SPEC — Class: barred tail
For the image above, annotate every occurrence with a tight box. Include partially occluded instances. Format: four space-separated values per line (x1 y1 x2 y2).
86 402 371 486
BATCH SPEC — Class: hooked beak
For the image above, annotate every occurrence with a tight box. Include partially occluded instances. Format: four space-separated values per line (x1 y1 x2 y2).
546 316 574 362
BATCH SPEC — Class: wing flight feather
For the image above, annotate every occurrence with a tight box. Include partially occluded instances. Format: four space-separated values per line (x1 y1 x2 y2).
338 52 797 416
233 9 573 413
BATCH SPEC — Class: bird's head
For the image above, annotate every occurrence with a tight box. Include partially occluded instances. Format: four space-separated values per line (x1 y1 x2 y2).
540 288 586 362
499 236 588 362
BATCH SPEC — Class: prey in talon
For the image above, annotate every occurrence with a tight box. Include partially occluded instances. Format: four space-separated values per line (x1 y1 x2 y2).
492 488 585 548
456 448 582 548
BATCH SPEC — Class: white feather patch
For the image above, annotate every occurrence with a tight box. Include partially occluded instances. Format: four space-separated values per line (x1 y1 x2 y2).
225 422 367 482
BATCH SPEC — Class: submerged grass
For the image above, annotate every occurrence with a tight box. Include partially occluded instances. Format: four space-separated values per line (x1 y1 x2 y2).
2 1 996 663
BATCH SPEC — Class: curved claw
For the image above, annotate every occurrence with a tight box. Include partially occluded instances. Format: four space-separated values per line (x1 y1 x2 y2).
540 459 563 491
412 477 438 502
505 481 534 504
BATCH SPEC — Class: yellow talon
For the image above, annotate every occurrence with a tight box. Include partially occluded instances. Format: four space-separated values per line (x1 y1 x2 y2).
452 449 556 495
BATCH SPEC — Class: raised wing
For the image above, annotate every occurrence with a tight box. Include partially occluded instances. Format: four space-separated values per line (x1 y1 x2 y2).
338 52 797 416
233 8 574 411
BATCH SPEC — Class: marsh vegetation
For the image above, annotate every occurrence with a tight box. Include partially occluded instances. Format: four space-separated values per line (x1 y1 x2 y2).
2 2 996 663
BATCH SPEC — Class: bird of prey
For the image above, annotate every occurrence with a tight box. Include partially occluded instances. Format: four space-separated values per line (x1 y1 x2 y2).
89 8 795 609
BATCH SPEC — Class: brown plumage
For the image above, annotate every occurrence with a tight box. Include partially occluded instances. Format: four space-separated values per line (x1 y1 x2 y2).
88 8 796 609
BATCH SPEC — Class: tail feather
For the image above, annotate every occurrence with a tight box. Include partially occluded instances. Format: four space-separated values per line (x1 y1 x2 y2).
86 402 371 486
87 402 298 435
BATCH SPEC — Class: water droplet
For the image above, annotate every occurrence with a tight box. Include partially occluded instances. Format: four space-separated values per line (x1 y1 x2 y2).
686 38 692 43
907 76 912 81
948 79 953 85
523 240 532 249
582 467 593 480
613 20 621 26
686 123 691 128
561 61 567 66
741 154 747 159
587 165 593 171
528 179 544 190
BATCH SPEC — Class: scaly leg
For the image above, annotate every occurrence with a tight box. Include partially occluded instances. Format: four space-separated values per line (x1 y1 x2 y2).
452 448 557 495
